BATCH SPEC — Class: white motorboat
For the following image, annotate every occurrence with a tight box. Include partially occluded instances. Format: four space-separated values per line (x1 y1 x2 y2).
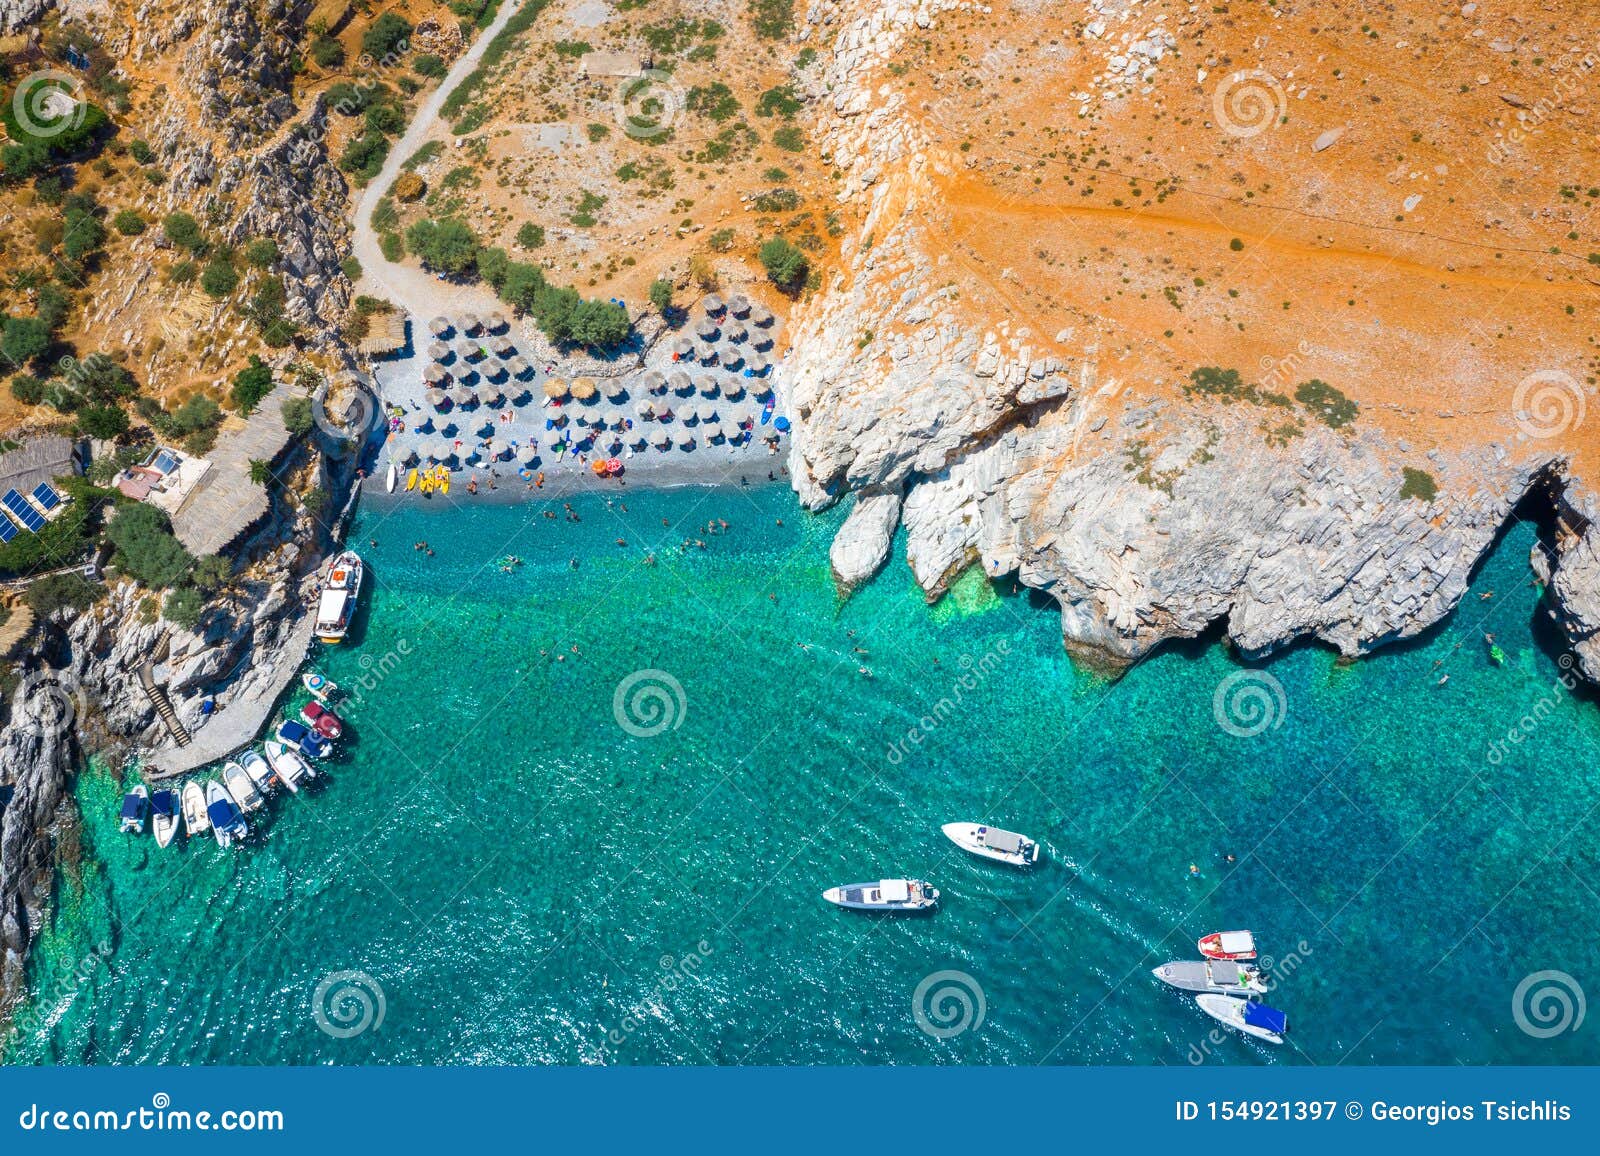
150 788 181 848
301 671 339 704
821 879 939 912
313 551 364 644
118 785 148 834
222 760 265 813
1152 960 1267 997
240 748 278 795
941 822 1041 866
264 740 314 794
205 780 248 848
181 780 211 835
1194 994 1287 1044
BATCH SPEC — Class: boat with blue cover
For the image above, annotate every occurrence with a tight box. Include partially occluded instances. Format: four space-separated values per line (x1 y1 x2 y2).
275 719 332 760
118 786 148 834
150 788 180 848
1195 994 1287 1044
205 780 248 849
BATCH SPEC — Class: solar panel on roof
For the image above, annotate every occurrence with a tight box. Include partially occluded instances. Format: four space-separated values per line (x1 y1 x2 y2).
31 482 61 510
0 518 16 543
2 490 44 531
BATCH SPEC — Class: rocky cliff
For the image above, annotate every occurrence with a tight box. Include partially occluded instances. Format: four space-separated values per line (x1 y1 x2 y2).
789 0 1600 679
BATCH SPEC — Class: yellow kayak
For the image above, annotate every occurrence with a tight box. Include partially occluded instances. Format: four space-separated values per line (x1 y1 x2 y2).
405 468 418 492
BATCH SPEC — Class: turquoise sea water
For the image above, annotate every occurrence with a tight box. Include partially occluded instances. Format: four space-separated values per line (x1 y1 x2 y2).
7 484 1600 1065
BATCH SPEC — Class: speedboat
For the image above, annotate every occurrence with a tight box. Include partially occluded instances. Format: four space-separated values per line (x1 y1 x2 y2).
1152 960 1267 997
301 700 343 739
821 879 939 912
150 789 181 847
118 785 148 833
275 719 332 760
241 748 278 794
314 550 364 644
205 780 248 848
301 671 340 703
222 760 264 813
181 780 211 835
1195 994 1287 1044
941 822 1041 866
264 740 315 794
1198 930 1257 961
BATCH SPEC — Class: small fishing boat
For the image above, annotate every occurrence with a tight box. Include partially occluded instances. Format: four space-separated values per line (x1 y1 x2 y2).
941 822 1041 866
302 671 339 703
118 785 148 833
821 879 939 912
222 760 265 813
1152 960 1267 997
1194 994 1287 1044
385 461 398 493
1198 930 1257 961
314 550 364 645
301 700 344 739
181 780 211 835
241 748 278 795
275 719 332 760
151 789 181 847
264 740 315 794
205 780 248 848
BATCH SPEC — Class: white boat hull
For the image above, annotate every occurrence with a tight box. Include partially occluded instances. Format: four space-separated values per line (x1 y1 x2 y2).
385 462 398 493
223 762 264 813
264 741 313 793
1195 994 1284 1044
181 781 211 835
941 822 1040 866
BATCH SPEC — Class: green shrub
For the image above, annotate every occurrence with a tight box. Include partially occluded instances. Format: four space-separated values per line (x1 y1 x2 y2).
244 238 280 267
112 209 145 236
10 373 44 405
412 53 448 78
24 571 101 616
772 125 804 152
200 258 238 298
229 355 275 415
405 217 480 274
163 585 204 629
758 235 808 290
379 231 404 262
311 36 345 68
1400 467 1438 502
162 211 207 253
515 222 544 249
361 13 414 61
1 316 51 366
748 0 794 40
76 403 129 440
649 278 674 313
107 502 193 588
128 139 154 164
282 395 314 436
191 554 233 592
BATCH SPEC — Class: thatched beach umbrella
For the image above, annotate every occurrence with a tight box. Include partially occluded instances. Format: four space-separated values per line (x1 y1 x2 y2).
638 370 665 393
721 351 744 371
450 386 477 408
427 440 453 461
726 294 751 318
750 379 773 399
429 316 451 337
505 356 532 378
695 318 718 341
427 341 450 362
460 312 482 334
702 293 724 315
489 335 515 356
655 430 673 449
634 399 656 418
399 445 420 465
695 375 719 397
422 363 449 385
751 332 774 352
749 305 774 327
671 337 695 360
456 339 479 361
483 361 508 382
724 321 748 343
679 433 697 450
486 438 511 460
696 403 718 423
517 443 538 465
478 381 505 406
543 378 569 400
426 387 448 409
723 379 746 401
485 311 508 333
668 371 693 395
601 379 626 401
473 416 496 438
570 377 598 401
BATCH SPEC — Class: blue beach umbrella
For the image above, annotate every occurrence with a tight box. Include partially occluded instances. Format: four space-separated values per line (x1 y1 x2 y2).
773 416 791 432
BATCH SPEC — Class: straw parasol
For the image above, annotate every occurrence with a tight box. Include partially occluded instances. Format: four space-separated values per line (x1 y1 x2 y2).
456 339 478 361
655 431 673 448
422 363 449 385
638 370 665 393
482 360 508 382
750 379 773 399
460 312 482 334
695 375 719 397
668 371 693 394
696 403 718 423
486 311 509 333
751 332 774 352
426 387 448 409
399 445 420 465
723 379 746 400
429 316 451 337
724 321 748 343
721 351 744 371
749 305 774 326
679 434 697 450
703 293 724 314
478 382 504 406
543 378 569 399
427 341 450 362
695 318 719 341
489 335 515 356
506 356 531 378
427 440 453 461
726 294 751 317
486 438 510 460
634 399 656 418
449 385 476 408
516 443 538 464
671 337 695 359
599 378 625 401
570 376 598 401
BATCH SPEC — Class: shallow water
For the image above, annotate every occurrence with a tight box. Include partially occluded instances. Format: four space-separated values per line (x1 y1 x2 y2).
8 485 1600 1065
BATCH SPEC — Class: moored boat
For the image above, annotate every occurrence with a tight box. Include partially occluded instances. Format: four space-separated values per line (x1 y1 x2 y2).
222 760 265 813
941 822 1040 866
301 700 343 739
275 719 332 760
1198 930 1257 961
241 748 278 794
301 671 339 703
314 551 364 644
264 740 314 794
205 780 248 848
385 461 398 493
1152 960 1266 997
181 780 211 835
821 879 939 912
118 785 148 834
151 789 181 847
1194 994 1287 1044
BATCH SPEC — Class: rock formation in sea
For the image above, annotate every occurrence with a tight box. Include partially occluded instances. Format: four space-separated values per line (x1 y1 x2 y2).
785 0 1600 681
